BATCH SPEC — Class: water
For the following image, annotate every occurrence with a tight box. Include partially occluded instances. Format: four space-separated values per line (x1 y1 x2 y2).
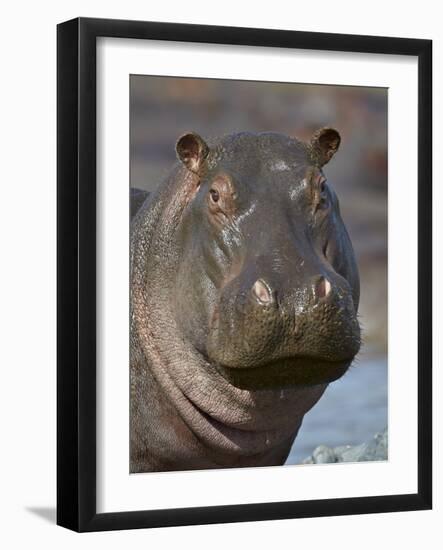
285 354 387 464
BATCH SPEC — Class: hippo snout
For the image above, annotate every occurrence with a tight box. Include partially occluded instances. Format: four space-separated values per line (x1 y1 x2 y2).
206 267 360 389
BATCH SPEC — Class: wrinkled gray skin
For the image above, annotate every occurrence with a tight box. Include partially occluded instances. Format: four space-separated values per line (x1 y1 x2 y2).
130 129 360 473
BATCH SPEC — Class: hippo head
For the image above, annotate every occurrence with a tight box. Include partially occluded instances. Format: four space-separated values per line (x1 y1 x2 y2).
174 130 360 390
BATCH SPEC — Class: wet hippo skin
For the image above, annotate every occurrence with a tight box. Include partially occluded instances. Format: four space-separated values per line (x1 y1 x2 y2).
130 129 360 472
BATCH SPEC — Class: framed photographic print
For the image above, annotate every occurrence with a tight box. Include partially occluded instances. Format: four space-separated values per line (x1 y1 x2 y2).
57 17 432 532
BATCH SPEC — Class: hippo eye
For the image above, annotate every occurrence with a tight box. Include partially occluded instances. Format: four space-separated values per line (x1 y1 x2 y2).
209 189 220 203
206 176 236 222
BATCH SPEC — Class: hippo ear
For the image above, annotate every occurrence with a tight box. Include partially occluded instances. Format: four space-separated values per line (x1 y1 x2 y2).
176 132 210 174
310 127 341 167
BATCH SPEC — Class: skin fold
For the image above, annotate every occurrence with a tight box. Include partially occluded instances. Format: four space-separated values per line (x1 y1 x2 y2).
130 129 360 473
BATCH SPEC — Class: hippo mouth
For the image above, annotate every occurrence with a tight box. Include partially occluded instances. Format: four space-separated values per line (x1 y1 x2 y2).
214 355 352 390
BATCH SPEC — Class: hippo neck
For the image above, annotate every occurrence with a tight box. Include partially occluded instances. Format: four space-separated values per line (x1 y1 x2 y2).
131 166 326 460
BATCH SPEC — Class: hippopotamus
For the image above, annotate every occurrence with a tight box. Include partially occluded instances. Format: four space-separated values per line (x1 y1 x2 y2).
130 128 360 473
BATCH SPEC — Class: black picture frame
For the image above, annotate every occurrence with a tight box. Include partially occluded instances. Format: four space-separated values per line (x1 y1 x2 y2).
57 17 432 532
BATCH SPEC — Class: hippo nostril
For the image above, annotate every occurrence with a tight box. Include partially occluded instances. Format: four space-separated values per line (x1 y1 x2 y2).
315 276 332 300
252 279 272 304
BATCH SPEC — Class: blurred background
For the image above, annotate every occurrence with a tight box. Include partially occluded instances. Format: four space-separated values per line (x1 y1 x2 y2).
130 75 388 463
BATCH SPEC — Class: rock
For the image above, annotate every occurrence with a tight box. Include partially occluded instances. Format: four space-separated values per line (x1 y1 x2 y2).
312 445 337 464
302 428 388 464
